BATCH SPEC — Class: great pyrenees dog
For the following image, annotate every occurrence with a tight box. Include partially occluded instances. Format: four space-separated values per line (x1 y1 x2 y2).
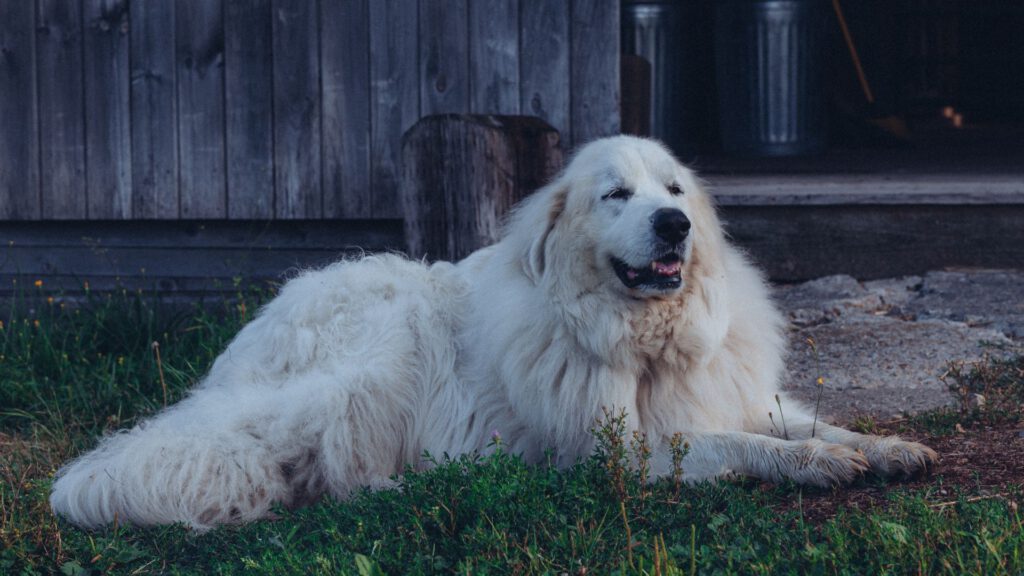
51 136 937 530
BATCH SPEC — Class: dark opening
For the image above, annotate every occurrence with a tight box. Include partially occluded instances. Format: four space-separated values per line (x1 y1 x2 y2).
623 0 1024 177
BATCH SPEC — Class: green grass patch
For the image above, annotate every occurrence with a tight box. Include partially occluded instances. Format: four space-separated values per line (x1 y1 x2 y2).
1 284 1022 575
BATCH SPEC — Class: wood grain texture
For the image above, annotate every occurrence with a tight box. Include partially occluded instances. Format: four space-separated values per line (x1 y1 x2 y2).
130 0 178 219
36 0 86 219
321 0 372 218
176 0 226 219
0 219 404 294
0 219 402 250
520 0 570 144
468 0 519 114
272 0 321 219
707 174 1024 206
225 0 273 219
83 0 132 219
0 0 40 220
401 114 561 261
369 0 419 218
570 0 621 146
419 0 468 115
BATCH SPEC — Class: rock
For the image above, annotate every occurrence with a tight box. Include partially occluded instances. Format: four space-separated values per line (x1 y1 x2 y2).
782 315 1011 423
904 270 1024 339
776 269 1021 424
775 274 921 327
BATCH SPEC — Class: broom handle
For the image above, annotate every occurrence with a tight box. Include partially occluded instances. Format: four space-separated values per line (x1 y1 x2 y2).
831 0 875 104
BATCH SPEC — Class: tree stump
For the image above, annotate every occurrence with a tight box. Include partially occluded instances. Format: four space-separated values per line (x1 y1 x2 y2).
400 114 563 262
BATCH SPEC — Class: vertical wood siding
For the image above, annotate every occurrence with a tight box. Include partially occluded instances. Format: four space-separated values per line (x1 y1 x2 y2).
0 0 620 221
130 0 178 219
0 2 41 219
224 0 273 219
37 0 87 219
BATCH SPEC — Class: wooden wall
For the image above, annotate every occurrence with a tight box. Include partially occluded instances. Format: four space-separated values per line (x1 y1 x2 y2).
0 0 620 221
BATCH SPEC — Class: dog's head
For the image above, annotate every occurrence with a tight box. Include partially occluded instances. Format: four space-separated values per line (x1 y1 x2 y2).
518 136 722 300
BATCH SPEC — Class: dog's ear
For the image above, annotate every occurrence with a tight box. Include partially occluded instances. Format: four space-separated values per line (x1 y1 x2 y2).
518 180 569 284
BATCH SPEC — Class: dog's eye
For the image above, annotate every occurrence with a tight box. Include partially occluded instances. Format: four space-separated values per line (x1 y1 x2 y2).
602 187 632 201
668 184 684 196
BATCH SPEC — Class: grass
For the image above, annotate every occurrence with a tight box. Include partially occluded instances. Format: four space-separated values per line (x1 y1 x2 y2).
1 281 1023 575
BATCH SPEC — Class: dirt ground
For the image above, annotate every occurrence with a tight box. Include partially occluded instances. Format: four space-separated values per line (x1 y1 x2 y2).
781 420 1024 523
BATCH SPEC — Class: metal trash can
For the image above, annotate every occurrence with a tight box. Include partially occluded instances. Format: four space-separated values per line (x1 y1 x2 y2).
715 0 826 156
622 0 715 160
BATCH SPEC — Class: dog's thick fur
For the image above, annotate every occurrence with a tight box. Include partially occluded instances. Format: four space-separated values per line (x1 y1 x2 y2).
51 137 937 530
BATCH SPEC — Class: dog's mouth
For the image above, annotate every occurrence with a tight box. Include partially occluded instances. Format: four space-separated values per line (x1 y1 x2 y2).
611 253 683 290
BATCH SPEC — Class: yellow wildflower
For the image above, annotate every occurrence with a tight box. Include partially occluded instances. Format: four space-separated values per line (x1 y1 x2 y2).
34 279 42 288
47 296 54 305
117 356 125 366
816 376 824 386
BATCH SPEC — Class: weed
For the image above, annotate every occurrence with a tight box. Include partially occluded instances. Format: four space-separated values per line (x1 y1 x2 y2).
806 336 826 438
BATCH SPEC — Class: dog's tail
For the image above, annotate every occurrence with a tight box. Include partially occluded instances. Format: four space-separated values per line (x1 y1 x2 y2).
50 415 290 531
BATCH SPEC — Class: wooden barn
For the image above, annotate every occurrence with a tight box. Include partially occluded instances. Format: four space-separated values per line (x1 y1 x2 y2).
1 0 1022 295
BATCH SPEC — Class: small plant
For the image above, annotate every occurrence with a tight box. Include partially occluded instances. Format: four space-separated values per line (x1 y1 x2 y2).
592 407 631 502
806 336 826 438
773 394 790 440
942 353 1024 428
669 432 689 499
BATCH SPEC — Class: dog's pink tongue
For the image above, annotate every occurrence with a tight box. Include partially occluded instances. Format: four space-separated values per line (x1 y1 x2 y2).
653 260 681 276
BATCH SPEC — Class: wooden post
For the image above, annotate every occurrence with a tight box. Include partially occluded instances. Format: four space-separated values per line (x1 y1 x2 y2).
401 114 563 262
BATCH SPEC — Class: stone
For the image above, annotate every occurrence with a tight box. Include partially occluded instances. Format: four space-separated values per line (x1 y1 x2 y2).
903 270 1024 339
776 269 1021 424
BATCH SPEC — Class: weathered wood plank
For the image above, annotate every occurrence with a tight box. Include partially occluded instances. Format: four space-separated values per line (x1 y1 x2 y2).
620 54 651 137
0 1 41 220
36 0 86 219
401 115 562 261
570 0 621 146
708 174 1024 206
83 0 132 219
130 0 178 219
419 0 469 115
225 0 273 219
2 246 376 281
520 0 570 144
720 204 1024 282
368 0 419 218
468 0 519 114
321 0 372 218
0 219 405 294
0 219 404 251
176 0 226 219
272 0 321 219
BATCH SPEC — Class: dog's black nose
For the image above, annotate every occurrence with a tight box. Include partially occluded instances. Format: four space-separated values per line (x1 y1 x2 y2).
652 208 691 244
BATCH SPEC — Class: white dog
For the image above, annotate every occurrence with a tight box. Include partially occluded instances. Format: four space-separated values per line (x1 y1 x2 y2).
51 136 937 530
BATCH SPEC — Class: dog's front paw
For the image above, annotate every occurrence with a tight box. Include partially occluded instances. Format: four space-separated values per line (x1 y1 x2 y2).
862 436 938 477
786 439 869 487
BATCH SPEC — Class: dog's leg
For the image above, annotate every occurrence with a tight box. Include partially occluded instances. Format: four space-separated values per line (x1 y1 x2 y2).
315 379 419 497
765 415 937 477
49 412 294 531
664 431 868 487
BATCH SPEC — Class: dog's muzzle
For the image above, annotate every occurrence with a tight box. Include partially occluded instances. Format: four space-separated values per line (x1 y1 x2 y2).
610 208 690 291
